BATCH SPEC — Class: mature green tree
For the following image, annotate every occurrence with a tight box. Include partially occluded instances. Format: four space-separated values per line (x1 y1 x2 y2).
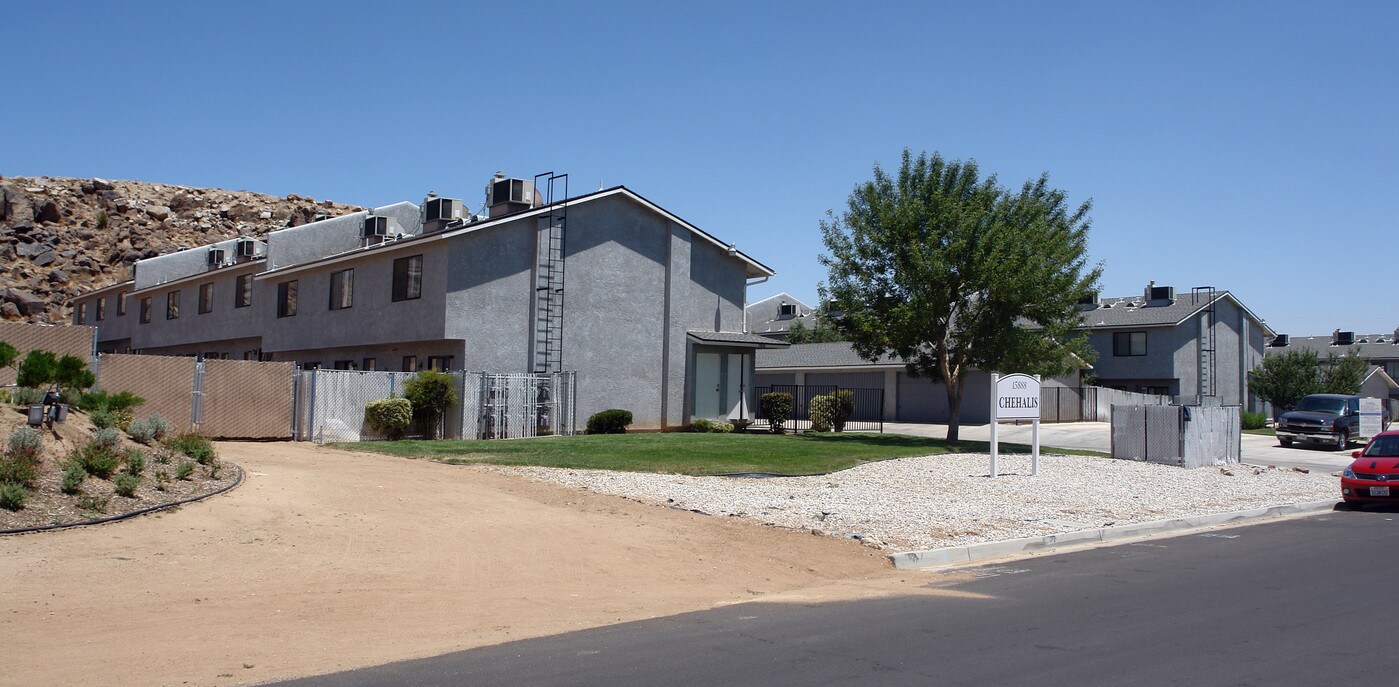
785 318 844 344
820 149 1101 441
1248 349 1320 415
1320 347 1368 395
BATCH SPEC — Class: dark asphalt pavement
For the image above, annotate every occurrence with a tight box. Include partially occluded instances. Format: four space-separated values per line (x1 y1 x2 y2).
270 508 1399 687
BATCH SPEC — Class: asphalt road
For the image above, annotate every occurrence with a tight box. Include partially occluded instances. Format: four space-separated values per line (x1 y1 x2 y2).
269 509 1399 687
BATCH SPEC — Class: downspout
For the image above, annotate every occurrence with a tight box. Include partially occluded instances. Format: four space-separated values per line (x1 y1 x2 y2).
744 276 769 333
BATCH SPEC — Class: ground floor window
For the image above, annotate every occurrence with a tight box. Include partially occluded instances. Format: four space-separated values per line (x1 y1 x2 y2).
333 360 356 370
401 355 418 372
363 357 377 371
427 355 453 371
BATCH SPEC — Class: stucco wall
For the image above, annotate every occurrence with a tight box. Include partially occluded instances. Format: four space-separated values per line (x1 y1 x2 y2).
264 202 420 271
132 237 266 290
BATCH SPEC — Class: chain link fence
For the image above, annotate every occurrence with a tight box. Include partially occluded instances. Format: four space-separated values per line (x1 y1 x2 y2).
1039 386 1174 423
1111 404 1240 467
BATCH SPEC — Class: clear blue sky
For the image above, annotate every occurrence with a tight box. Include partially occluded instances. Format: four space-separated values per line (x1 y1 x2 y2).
3 1 1394 336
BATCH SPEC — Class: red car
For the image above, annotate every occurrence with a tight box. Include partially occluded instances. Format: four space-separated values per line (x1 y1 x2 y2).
1341 430 1399 507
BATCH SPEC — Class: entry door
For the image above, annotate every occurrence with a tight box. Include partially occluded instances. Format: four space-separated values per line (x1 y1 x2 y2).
694 352 723 420
726 353 748 420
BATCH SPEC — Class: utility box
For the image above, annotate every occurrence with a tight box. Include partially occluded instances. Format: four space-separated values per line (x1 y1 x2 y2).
27 404 44 426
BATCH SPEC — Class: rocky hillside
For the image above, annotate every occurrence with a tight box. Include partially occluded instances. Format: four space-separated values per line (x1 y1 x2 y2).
0 175 363 323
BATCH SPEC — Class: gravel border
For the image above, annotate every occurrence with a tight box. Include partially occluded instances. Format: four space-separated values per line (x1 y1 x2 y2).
487 453 1338 552
0 463 244 536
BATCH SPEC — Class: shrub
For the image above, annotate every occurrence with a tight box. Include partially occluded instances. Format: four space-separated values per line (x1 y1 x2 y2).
114 473 140 498
164 433 216 465
124 449 146 476
61 463 86 494
403 370 457 439
7 426 42 462
0 341 16 369
0 389 9 404
364 398 413 440
689 418 733 433
78 495 109 513
77 389 145 413
153 470 169 491
175 461 195 480
68 443 120 479
808 394 839 432
92 427 124 452
760 392 793 434
831 390 854 432
16 350 57 389
127 415 170 445
10 386 46 405
0 482 27 511
1241 411 1267 430
207 459 222 479
0 457 39 488
55 355 96 392
587 409 633 434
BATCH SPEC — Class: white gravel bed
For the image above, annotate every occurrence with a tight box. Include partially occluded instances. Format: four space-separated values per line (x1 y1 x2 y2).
487 453 1339 552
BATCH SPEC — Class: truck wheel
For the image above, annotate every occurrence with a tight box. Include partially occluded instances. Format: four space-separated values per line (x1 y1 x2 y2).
1279 437 1292 447
1335 430 1349 451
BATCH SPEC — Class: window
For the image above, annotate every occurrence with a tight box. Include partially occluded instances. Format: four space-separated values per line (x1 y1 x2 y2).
243 350 257 360
277 280 298 318
199 282 214 314
401 355 418 372
330 269 354 310
140 297 152 324
167 290 181 320
392 255 423 302
1137 385 1170 396
96 298 105 321
1113 331 1146 356
202 351 220 361
303 362 321 370
427 355 453 371
235 274 253 308
333 360 356 370
117 294 127 316
362 357 377 371
76 302 87 323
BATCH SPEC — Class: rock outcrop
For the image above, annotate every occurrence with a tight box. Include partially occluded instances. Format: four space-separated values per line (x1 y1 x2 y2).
0 175 362 324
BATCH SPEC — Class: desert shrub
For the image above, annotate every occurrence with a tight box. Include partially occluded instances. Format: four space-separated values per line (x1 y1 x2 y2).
0 457 39 488
7 426 43 462
55 355 96 392
124 449 146 476
113 473 140 498
0 342 16 369
403 370 457 439
831 390 854 432
1241 411 1267 430
0 389 9 404
164 433 215 465
68 443 120 479
96 210 109 228
364 398 413 440
153 470 169 491
16 350 57 389
126 415 170 445
0 482 28 511
175 461 195 480
760 392 793 434
10 386 46 405
92 427 124 451
808 394 839 432
77 389 145 413
586 409 633 435
207 459 222 479
78 495 109 513
61 464 86 494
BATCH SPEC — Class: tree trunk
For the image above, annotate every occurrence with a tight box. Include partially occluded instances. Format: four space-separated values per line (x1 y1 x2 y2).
945 377 962 443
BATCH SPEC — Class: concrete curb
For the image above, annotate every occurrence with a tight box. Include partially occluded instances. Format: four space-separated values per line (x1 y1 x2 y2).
888 499 1340 569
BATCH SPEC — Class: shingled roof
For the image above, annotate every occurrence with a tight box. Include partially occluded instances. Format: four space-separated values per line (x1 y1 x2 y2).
1073 289 1271 335
756 342 902 369
1266 333 1399 362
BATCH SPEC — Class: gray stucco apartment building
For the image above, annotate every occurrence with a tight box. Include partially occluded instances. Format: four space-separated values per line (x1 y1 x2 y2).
70 176 785 430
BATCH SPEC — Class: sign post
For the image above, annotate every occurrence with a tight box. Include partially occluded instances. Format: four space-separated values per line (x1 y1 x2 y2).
989 373 1042 477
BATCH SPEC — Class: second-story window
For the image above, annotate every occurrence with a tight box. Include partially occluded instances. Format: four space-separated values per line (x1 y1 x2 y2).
199 283 214 314
393 254 423 302
277 280 298 318
76 302 87 324
117 294 127 316
1113 331 1147 356
330 269 353 310
167 290 181 320
140 297 152 324
96 298 105 321
235 274 253 308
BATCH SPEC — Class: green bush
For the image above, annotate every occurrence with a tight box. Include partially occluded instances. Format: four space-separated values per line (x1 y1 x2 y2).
68 443 120 479
77 389 146 413
403 370 457 439
10 386 46 405
61 463 86 494
0 457 39 488
175 461 195 480
113 473 140 498
831 390 854 432
689 418 733 433
92 427 124 452
16 350 57 389
364 398 413 440
163 433 216 465
0 389 9 404
0 341 16 370
55 355 95 392
124 449 146 476
78 495 109 513
808 395 839 432
0 482 28 511
126 415 170 445
7 426 42 462
1241 411 1267 430
586 409 633 434
760 392 793 434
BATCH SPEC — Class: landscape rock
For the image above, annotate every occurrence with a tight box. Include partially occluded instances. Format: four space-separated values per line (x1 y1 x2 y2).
91 178 114 191
3 288 48 316
32 250 56 267
33 200 61 223
145 205 171 221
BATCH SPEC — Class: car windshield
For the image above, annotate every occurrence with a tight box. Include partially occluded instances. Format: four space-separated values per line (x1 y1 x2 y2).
1295 397 1346 414
1363 436 1399 458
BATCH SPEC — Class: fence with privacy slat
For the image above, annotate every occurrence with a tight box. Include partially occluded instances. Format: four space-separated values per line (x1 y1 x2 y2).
0 321 96 386
95 353 296 439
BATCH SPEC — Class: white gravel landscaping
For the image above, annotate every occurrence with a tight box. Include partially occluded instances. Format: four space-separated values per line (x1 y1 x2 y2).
488 453 1339 552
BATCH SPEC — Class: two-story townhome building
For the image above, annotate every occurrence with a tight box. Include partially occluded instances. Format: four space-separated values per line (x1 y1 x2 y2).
70 174 785 430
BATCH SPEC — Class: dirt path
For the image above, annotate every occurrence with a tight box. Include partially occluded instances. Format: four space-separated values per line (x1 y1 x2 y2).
0 441 899 687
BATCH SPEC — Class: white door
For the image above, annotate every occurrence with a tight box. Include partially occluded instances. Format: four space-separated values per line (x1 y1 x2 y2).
694 352 723 420
726 353 748 420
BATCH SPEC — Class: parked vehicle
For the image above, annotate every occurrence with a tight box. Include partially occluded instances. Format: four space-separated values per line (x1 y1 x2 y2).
1275 394 1389 450
1341 430 1399 507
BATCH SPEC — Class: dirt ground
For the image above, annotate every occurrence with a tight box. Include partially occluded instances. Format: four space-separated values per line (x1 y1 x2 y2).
0 441 922 687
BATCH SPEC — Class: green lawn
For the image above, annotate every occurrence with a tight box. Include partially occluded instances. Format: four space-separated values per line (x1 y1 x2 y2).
1244 428 1276 436
334 432 1106 476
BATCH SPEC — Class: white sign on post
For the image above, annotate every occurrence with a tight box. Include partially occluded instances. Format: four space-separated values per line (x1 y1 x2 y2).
989 373 1042 478
1359 397 1384 440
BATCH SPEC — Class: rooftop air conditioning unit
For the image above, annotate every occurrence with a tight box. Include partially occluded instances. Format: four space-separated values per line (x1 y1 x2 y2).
1270 334 1290 347
362 215 390 238
207 248 226 267
1077 294 1100 309
1148 286 1175 301
235 239 257 259
424 197 464 223
1335 331 1355 346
